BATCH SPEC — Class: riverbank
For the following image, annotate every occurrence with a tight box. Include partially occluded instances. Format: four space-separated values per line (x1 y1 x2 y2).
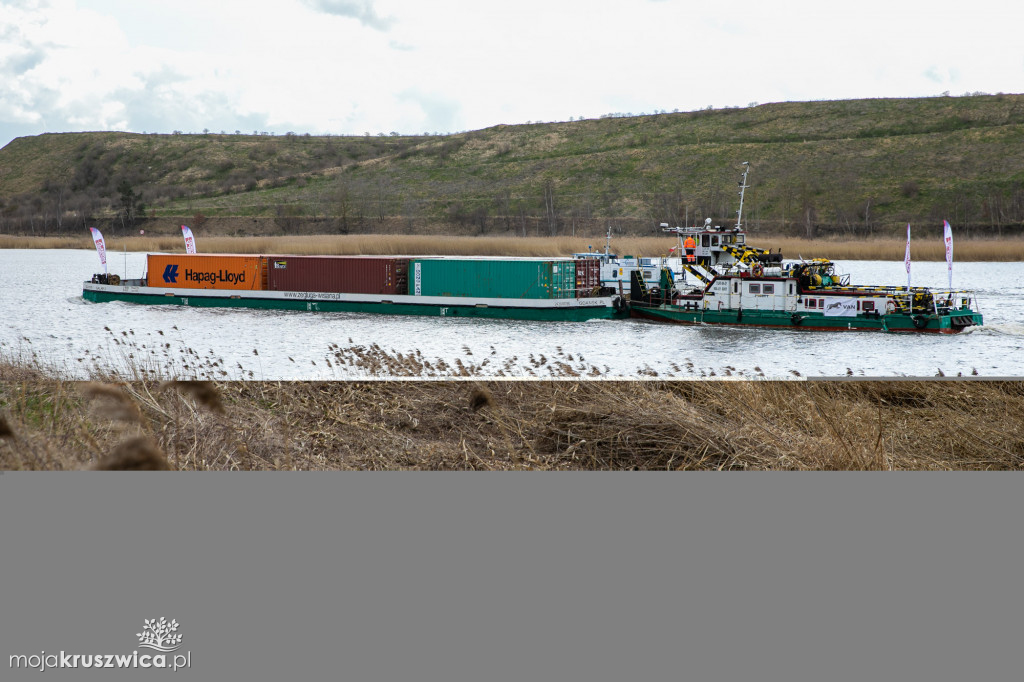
4 233 1024 261
2 366 1022 470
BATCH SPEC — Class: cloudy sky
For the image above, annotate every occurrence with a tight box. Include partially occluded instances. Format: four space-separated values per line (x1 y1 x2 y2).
1 0 1022 149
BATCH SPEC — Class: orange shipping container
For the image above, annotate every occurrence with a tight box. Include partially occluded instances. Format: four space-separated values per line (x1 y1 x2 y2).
146 254 266 290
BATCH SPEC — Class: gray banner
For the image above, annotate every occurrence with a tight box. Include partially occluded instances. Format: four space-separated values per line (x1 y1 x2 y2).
1 472 1022 682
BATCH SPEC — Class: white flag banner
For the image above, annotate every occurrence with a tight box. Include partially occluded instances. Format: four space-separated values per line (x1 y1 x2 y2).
822 297 858 317
181 225 197 254
943 220 953 290
89 227 107 273
904 223 911 294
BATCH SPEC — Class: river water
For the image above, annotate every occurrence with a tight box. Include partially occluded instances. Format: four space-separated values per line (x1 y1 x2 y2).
2 249 1022 380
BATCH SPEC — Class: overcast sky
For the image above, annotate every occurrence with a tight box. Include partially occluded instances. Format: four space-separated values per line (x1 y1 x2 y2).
2 0 1022 149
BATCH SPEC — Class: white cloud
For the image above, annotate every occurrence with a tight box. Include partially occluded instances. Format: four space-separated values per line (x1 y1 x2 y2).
302 0 395 30
1 0 1022 149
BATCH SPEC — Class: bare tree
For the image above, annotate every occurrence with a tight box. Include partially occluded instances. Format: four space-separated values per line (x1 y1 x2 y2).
543 179 557 236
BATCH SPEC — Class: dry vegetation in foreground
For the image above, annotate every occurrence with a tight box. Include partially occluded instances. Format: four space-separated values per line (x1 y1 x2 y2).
2 373 1023 470
4 233 1024 261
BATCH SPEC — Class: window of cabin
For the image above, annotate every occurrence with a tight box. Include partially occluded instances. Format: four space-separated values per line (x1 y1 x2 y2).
863 300 875 312
748 284 760 294
762 283 775 295
702 235 710 247
711 236 720 246
788 282 794 296
818 299 825 308
807 299 816 309
733 281 739 293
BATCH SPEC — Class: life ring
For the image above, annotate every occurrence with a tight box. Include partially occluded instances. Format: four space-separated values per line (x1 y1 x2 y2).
885 300 896 315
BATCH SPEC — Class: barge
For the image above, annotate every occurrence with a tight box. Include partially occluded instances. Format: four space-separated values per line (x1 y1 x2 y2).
82 253 627 321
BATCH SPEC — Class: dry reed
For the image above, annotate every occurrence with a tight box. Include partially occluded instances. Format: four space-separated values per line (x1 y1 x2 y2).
5 233 1024 261
2 372 1023 471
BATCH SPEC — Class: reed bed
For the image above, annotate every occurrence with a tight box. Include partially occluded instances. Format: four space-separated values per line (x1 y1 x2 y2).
5 233 1024 261
2 355 1023 470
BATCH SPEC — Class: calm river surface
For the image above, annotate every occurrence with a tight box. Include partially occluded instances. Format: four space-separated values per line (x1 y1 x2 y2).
2 249 1022 380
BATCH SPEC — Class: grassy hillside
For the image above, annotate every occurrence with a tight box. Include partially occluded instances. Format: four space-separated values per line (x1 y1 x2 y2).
3 94 1024 239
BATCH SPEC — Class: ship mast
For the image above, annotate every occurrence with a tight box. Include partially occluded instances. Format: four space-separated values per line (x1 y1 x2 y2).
735 161 750 231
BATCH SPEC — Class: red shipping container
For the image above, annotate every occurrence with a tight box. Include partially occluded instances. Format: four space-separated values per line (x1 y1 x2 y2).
265 256 409 294
574 259 601 296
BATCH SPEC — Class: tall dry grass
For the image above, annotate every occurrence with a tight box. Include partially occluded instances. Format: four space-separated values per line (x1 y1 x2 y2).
5 233 1024 261
2 370 1023 471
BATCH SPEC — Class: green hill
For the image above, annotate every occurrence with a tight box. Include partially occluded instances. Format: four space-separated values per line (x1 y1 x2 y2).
3 94 1024 238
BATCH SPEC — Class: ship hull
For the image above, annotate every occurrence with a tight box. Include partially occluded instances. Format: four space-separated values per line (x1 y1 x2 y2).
82 282 627 322
631 303 982 333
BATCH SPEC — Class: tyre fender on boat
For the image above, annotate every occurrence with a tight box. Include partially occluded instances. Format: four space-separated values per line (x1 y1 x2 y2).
791 313 804 326
912 315 930 329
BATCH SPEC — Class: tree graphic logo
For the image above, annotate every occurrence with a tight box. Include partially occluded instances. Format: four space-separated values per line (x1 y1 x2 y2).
136 618 183 652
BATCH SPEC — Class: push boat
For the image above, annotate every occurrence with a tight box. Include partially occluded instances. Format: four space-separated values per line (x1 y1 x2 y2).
626 164 983 333
82 254 628 322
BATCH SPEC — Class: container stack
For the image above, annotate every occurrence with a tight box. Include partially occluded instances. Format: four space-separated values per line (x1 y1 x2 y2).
409 258 578 299
144 253 598 300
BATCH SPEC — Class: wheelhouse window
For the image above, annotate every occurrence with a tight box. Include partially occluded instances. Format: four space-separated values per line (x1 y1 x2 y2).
762 283 775 295
748 284 761 294
863 300 875 312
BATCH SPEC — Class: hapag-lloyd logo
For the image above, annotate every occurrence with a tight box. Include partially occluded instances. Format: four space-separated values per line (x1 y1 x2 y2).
9 618 191 672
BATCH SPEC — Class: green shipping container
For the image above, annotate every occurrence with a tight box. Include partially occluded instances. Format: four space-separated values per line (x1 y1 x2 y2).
411 258 578 299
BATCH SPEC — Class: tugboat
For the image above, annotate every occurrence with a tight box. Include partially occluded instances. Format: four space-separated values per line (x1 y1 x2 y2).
629 164 983 333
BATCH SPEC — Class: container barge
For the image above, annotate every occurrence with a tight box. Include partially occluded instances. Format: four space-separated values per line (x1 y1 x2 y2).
82 254 627 321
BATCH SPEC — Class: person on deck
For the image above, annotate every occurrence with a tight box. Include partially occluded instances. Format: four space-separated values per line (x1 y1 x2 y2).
684 236 696 263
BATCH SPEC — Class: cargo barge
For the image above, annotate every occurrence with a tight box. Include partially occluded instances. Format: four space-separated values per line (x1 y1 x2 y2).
82 253 627 321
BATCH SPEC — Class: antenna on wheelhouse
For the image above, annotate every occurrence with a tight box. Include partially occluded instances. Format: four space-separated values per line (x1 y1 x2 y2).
736 162 750 231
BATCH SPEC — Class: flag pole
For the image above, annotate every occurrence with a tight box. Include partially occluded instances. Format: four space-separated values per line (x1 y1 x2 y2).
904 223 911 297
943 220 953 291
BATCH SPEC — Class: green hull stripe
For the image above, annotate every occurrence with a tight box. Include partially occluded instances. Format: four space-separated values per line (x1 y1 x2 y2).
82 289 626 322
631 305 982 333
